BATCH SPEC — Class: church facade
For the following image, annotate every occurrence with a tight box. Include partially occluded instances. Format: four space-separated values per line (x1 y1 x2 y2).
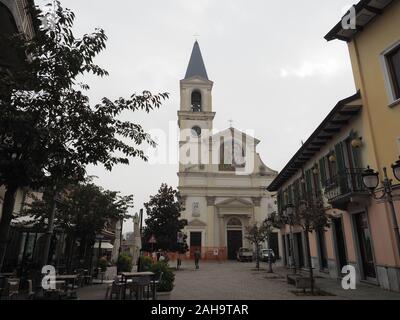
177 42 280 260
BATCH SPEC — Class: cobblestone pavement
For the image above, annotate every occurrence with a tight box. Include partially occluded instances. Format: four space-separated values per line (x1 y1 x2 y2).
169 260 400 300
75 260 400 300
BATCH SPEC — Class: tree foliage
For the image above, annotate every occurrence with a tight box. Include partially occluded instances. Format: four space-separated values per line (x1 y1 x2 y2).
0 1 168 268
143 184 187 252
245 222 268 270
24 181 133 241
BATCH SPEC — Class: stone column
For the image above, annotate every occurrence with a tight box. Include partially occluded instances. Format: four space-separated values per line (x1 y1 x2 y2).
218 213 225 248
206 197 215 247
252 197 262 223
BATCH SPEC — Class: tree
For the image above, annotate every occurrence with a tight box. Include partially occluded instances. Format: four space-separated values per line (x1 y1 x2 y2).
0 1 168 269
143 184 187 252
263 213 280 273
292 175 330 294
23 181 134 272
245 223 268 270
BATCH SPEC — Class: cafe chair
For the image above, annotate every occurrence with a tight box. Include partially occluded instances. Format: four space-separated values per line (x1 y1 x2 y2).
7 278 20 300
131 276 151 300
150 272 163 300
105 278 124 300
27 280 35 300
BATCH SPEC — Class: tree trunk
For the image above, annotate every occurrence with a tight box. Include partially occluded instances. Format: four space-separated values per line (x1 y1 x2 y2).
255 244 260 270
305 228 314 295
0 186 18 271
67 234 76 273
41 190 57 267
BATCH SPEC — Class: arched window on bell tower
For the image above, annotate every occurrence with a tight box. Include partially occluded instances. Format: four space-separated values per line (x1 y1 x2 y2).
191 90 202 112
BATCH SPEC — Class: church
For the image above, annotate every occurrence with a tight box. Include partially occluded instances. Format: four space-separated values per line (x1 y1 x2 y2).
177 41 280 260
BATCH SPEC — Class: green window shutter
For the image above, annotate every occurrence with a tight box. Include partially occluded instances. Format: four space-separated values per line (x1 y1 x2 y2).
305 169 313 197
293 180 300 205
289 185 293 204
334 142 348 193
277 191 283 212
334 143 346 174
283 189 287 207
352 142 362 168
319 157 327 187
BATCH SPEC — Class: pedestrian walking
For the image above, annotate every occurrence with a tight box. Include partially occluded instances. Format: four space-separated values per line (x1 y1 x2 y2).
194 248 201 270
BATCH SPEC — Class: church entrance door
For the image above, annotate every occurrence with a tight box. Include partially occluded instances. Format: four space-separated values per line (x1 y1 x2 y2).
226 218 243 260
227 230 242 260
190 232 202 259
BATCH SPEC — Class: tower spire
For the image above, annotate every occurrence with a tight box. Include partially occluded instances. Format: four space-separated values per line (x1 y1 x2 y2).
184 41 209 80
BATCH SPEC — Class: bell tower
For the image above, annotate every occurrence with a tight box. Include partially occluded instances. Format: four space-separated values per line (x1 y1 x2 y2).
178 41 215 141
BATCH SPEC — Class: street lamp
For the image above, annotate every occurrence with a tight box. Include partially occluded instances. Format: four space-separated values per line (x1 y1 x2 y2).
392 157 400 182
284 204 296 274
362 166 380 191
362 161 400 258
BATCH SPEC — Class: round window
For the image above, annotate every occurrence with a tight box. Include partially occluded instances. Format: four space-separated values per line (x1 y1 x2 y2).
191 126 202 137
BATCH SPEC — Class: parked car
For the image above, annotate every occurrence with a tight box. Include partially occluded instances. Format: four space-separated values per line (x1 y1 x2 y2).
237 248 253 262
261 249 276 263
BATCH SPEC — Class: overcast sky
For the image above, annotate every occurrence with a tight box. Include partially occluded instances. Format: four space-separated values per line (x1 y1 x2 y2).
38 0 357 233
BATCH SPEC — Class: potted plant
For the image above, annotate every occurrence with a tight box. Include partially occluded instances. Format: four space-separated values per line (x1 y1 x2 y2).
98 257 108 281
151 261 175 299
117 253 133 273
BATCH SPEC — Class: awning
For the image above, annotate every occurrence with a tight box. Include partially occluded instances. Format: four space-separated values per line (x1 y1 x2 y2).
93 241 114 250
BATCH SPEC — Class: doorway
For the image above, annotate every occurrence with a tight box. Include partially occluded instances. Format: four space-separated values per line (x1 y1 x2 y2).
269 232 280 259
227 230 243 260
333 217 347 273
354 212 376 279
295 233 304 268
190 232 202 259
316 228 328 270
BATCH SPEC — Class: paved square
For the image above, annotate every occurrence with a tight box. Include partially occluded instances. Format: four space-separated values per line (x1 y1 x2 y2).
169 261 400 300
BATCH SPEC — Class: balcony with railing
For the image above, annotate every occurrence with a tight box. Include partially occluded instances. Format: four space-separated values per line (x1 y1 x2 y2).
323 168 370 210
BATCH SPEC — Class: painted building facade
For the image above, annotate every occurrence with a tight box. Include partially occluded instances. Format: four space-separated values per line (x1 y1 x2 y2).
268 0 400 291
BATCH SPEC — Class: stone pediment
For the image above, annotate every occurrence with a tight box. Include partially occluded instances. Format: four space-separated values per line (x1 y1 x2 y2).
211 127 260 146
216 197 253 208
187 219 207 227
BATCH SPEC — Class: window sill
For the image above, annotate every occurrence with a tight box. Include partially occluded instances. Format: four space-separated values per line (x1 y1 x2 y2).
388 98 400 108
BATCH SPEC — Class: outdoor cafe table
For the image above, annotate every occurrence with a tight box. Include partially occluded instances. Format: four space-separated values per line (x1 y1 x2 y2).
0 273 15 278
56 275 78 292
120 272 155 300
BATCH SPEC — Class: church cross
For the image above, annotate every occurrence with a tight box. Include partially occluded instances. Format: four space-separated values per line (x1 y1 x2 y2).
228 119 234 128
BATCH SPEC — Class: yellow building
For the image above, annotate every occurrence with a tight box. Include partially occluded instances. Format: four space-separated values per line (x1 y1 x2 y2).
268 0 400 291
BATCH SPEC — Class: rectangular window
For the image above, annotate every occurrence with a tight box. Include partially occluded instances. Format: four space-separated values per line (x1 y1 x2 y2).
382 43 400 104
386 46 400 100
319 157 327 187
312 170 320 197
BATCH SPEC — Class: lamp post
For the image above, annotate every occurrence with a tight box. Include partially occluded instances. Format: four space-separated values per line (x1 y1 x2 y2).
362 158 400 258
285 204 296 274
